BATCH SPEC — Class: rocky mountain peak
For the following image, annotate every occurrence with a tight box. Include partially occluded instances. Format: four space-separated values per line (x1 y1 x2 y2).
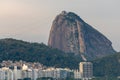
48 11 116 60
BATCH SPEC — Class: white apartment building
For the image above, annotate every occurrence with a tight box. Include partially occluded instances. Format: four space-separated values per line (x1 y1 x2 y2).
37 68 73 79
13 66 22 80
32 69 38 80
0 67 13 80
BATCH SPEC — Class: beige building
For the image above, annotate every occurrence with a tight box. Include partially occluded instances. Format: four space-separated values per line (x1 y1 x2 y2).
79 62 93 80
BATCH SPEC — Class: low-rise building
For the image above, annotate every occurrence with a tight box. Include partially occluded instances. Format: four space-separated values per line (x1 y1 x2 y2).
74 70 81 79
0 67 13 80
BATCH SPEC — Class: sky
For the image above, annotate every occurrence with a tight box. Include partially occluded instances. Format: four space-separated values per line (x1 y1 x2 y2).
0 0 120 51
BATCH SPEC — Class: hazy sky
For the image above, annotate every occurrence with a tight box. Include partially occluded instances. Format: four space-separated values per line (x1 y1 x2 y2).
0 0 120 51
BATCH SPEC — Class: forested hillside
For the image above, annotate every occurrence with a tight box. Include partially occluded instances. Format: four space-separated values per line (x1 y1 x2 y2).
93 52 120 77
0 38 82 69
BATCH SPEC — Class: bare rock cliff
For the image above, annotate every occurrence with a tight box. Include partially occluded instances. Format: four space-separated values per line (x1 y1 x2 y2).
48 11 116 60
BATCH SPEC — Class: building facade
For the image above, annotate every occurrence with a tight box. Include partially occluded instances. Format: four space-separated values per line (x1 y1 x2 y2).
79 62 93 80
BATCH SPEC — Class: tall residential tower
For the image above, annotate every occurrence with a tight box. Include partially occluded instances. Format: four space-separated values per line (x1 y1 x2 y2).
79 62 93 80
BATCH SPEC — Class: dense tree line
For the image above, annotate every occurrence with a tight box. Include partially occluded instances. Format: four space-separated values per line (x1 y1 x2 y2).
93 52 120 77
0 38 82 69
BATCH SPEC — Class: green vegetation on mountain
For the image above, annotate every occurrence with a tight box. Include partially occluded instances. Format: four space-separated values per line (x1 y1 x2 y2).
0 38 82 69
93 52 120 77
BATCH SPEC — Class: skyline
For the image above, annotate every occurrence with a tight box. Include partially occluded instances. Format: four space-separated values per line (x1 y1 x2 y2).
0 0 120 51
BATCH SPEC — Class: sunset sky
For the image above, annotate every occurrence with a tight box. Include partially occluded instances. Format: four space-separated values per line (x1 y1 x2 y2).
0 0 120 51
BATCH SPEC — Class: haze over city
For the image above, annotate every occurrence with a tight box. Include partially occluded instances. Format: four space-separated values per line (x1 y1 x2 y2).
0 0 120 51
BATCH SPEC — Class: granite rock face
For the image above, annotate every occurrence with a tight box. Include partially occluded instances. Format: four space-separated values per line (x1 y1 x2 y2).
48 11 116 60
